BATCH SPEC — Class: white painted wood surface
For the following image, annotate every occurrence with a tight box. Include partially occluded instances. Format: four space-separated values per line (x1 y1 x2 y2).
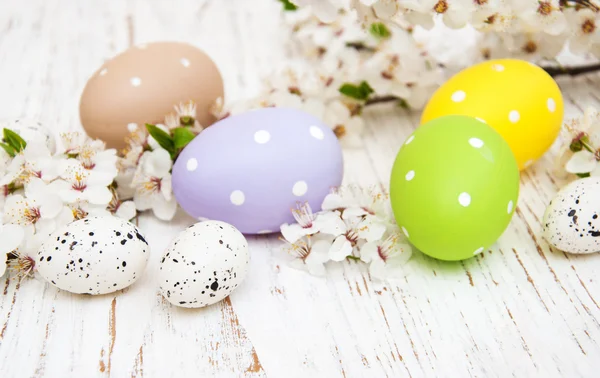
1 1 599 377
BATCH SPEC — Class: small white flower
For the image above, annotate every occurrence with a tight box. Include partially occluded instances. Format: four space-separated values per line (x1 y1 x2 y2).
281 202 346 243
107 188 137 220
76 144 119 182
53 161 114 206
60 132 89 155
283 234 334 276
132 149 177 221
0 139 58 186
290 0 343 23
0 224 25 277
557 108 600 176
516 0 567 36
175 100 203 131
3 177 64 237
360 232 412 280
55 200 111 226
565 8 600 55
504 32 567 62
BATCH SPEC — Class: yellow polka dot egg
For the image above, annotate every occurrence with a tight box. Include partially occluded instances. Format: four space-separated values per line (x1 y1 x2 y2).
421 59 564 170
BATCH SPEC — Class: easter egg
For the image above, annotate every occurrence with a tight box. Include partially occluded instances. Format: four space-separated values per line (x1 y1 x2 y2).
421 59 563 170
37 216 150 294
171 107 343 234
158 220 249 308
1 119 56 153
543 177 600 254
390 115 520 261
79 42 223 149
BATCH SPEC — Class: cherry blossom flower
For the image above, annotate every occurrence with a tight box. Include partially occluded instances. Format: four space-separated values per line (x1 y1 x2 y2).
516 0 567 36
132 148 177 221
565 8 600 55
290 0 343 23
281 202 345 243
0 139 58 186
53 160 114 206
107 188 137 220
3 177 63 237
283 234 334 276
360 232 412 280
0 224 24 277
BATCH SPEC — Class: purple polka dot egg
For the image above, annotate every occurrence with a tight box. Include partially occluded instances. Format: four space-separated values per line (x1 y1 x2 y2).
171 107 344 234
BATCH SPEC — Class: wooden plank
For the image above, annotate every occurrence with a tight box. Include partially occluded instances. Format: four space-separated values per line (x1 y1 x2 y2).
0 0 600 377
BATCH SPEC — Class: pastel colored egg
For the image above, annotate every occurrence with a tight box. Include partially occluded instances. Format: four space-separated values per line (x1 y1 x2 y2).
390 115 520 261
171 107 343 234
158 220 249 308
37 216 149 294
543 177 600 254
421 59 564 170
79 42 223 149
1 119 56 153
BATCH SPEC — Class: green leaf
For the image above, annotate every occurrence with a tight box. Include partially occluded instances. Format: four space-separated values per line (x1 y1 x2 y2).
397 98 410 110
369 22 391 39
173 127 196 150
3 128 27 152
278 0 298 11
576 172 591 178
0 142 16 157
146 124 175 154
339 81 374 101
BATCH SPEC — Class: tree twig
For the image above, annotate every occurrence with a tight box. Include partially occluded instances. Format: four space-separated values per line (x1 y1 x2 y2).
542 62 600 77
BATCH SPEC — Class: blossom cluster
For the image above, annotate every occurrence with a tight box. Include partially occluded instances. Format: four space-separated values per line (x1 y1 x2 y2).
0 126 123 278
279 185 412 280
292 0 600 62
0 102 202 278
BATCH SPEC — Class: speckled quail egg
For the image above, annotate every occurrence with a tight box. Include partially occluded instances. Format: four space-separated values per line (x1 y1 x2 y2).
158 220 250 308
1 119 56 153
37 216 150 294
543 177 600 254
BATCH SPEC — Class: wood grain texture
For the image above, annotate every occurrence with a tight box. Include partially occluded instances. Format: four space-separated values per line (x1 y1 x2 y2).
0 0 599 377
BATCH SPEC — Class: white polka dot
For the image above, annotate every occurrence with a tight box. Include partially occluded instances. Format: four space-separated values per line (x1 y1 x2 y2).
458 192 471 207
405 135 414 145
473 247 484 255
547 98 556 113
405 170 415 181
254 130 271 144
475 117 486 124
127 123 138 132
187 158 198 172
257 230 272 234
292 181 308 196
309 126 324 140
451 90 466 102
507 200 514 214
469 138 484 148
181 58 190 67
492 64 505 72
99 68 108 76
130 77 142 87
401 226 409 238
230 190 245 205
509 110 520 123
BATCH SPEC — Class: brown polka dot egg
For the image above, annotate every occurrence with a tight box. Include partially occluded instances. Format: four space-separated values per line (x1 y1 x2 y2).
37 216 150 294
158 220 249 308
79 42 223 149
543 177 600 254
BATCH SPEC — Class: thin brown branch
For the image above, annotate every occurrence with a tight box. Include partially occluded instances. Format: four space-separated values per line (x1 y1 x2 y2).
365 95 400 106
542 63 600 77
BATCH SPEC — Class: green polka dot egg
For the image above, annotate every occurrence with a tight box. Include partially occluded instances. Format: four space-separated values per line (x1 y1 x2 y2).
390 115 520 261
